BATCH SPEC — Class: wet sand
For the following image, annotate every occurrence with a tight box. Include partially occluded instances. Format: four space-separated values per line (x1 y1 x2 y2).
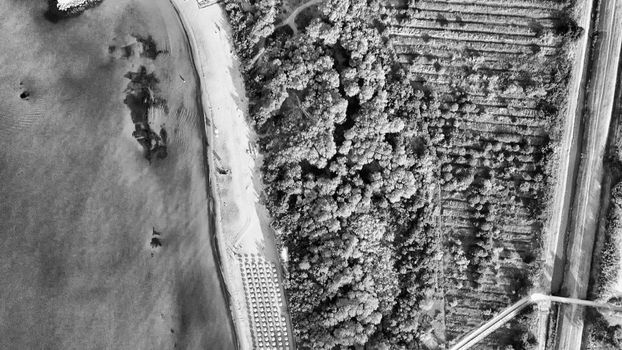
0 0 235 349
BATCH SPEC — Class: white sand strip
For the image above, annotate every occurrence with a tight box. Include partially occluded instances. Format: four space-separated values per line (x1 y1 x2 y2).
169 1 294 349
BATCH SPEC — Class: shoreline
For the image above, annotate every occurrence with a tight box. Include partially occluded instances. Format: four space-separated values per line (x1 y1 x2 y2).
169 2 241 349
167 1 294 349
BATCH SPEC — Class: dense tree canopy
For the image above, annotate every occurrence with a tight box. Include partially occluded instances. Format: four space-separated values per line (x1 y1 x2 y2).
224 0 575 348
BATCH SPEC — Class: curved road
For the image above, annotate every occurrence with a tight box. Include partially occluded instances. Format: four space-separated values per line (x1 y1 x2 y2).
275 0 323 34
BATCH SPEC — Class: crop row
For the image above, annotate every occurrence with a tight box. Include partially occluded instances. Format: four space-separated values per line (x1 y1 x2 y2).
429 86 553 106
405 70 555 96
389 18 553 37
451 112 546 126
438 156 539 173
412 1 561 18
443 201 537 217
430 0 565 11
454 119 545 134
436 146 541 160
428 98 543 114
409 58 546 75
388 8 561 29
389 27 561 47
447 274 528 294
443 210 534 230
442 216 535 232
393 37 558 56
443 198 534 212
435 145 543 159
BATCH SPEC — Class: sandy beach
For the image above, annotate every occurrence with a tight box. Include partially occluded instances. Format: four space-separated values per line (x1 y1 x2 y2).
169 1 294 349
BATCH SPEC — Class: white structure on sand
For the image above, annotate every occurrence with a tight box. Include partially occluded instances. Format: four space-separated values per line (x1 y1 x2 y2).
239 254 290 350
56 0 90 10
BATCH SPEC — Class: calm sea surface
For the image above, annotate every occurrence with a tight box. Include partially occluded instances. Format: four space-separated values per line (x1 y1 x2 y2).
0 1 235 349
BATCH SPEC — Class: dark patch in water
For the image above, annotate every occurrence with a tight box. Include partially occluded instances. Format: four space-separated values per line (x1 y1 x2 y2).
159 128 168 144
20 91 30 99
44 0 103 23
122 45 134 59
150 237 162 248
123 66 168 162
134 35 167 59
109 35 165 61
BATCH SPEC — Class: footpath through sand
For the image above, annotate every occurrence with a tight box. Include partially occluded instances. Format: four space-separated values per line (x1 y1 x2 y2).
169 1 294 349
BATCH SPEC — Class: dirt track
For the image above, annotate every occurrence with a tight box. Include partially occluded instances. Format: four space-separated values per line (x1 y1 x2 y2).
553 0 622 348
275 0 322 34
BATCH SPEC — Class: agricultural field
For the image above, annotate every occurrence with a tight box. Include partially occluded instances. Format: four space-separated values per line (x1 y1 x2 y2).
382 0 578 345
223 0 580 348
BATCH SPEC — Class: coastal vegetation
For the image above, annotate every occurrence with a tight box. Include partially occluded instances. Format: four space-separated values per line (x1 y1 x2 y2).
586 122 622 349
223 0 580 348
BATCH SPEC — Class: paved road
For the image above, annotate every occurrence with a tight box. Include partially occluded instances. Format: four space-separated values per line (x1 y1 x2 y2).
543 0 595 298
535 0 596 347
449 296 536 350
450 294 622 350
554 0 622 348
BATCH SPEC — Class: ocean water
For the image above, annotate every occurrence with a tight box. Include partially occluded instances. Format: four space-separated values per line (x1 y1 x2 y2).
0 1 235 349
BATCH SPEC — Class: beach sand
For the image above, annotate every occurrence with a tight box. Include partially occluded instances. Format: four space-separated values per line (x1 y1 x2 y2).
169 1 294 349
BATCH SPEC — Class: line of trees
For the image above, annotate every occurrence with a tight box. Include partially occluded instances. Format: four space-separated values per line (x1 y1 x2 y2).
586 136 622 349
